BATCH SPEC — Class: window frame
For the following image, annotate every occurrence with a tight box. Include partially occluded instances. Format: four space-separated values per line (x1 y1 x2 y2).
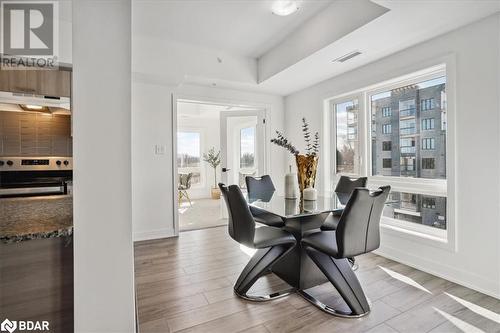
329 95 364 180
326 63 455 250
365 67 451 244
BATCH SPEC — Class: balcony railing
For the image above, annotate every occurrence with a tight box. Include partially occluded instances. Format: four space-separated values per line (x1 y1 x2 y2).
399 108 416 117
400 127 416 135
400 146 416 154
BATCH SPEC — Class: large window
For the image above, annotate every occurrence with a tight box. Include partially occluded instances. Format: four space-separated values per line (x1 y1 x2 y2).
371 76 446 179
334 99 359 174
330 67 449 239
371 74 447 234
177 131 202 185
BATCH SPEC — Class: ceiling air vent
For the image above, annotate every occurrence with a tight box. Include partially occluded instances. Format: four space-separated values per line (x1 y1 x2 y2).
333 51 362 63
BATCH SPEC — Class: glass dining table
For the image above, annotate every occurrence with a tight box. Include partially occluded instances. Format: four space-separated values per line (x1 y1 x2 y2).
245 191 345 290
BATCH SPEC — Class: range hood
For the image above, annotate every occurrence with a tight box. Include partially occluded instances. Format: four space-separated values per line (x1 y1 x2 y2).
0 91 70 114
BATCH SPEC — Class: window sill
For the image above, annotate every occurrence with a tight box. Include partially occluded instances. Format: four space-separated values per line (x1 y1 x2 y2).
380 218 455 252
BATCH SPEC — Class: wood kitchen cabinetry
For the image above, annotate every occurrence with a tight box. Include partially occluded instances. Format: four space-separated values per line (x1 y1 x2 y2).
0 69 71 97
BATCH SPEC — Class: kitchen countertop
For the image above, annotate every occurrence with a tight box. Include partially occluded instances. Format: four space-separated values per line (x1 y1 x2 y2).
0 195 73 243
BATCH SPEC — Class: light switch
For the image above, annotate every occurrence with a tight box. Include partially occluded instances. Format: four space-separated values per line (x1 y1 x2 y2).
154 144 166 155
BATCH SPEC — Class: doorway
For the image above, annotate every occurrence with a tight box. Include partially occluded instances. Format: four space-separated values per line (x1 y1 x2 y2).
175 99 266 232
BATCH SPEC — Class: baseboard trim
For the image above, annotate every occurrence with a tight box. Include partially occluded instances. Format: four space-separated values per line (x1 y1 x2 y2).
133 228 175 242
375 245 500 300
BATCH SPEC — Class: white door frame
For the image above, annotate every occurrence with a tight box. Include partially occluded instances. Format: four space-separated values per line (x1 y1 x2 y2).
171 93 271 236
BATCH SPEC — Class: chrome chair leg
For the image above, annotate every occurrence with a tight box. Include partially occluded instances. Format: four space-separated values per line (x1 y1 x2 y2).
304 247 371 317
234 245 295 302
298 289 370 318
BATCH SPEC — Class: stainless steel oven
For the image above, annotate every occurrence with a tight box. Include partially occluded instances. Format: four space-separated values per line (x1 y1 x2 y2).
0 157 73 198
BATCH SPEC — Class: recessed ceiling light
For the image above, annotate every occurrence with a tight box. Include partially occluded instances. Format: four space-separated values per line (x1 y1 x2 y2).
272 0 299 16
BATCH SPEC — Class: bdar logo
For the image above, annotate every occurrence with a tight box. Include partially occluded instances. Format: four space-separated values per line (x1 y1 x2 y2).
0 319 17 333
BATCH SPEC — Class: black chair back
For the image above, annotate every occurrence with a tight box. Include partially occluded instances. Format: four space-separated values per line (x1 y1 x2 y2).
334 176 368 205
219 183 256 248
335 186 390 258
245 175 275 194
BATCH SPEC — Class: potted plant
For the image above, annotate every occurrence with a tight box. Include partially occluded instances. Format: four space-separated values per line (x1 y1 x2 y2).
271 118 319 199
203 147 221 199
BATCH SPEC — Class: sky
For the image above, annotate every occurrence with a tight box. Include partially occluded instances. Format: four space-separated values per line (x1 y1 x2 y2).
177 132 200 157
240 126 255 155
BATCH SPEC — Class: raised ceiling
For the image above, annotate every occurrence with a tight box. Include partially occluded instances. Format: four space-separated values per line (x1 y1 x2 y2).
133 0 500 95
132 0 334 58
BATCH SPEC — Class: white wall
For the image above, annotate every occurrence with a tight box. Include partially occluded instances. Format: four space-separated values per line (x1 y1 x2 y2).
284 14 500 297
132 82 285 241
73 0 135 332
178 113 221 199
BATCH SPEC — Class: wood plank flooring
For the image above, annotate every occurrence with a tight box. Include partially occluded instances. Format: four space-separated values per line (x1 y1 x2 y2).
134 226 500 333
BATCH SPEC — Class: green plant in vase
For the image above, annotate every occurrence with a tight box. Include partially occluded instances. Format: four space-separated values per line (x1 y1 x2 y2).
203 147 221 199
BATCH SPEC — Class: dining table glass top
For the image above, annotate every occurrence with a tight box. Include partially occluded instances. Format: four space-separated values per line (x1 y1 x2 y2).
245 191 344 218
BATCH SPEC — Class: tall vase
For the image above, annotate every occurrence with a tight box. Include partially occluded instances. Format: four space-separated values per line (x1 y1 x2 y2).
295 154 319 197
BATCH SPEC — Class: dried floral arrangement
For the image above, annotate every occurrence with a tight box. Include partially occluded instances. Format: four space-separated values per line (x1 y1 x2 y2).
271 118 319 156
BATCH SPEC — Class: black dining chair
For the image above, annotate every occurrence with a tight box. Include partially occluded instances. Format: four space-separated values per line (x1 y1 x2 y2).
245 175 284 228
219 183 296 301
321 176 368 231
245 175 275 193
301 186 390 317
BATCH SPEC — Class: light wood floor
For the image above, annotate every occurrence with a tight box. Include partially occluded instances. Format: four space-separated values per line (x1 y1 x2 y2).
134 226 500 333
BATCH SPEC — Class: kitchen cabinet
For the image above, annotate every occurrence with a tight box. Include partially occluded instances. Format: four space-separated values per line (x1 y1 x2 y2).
38 70 71 97
0 69 71 97
0 69 10 91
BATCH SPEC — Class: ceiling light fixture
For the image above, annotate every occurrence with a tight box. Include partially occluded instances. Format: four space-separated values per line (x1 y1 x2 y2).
272 0 299 16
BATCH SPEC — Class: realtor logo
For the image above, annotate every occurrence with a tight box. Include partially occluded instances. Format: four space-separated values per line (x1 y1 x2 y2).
0 318 49 332
0 0 59 69
0 319 16 333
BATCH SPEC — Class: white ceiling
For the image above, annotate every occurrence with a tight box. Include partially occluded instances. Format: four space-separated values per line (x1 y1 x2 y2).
132 0 333 58
133 0 500 95
256 0 500 94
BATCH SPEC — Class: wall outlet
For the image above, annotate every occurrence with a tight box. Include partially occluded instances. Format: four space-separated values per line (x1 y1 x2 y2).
154 144 166 155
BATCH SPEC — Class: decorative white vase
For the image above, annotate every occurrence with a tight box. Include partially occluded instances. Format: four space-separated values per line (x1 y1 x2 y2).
284 165 298 199
303 186 318 201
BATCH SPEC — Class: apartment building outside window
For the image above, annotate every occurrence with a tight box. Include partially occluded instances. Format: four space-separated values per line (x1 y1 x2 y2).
330 66 448 241
333 99 360 174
